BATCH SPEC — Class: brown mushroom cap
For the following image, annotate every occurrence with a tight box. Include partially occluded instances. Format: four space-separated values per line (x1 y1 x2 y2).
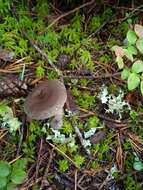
24 80 67 120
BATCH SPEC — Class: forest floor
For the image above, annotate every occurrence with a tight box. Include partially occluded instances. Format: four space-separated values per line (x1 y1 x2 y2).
0 1 143 189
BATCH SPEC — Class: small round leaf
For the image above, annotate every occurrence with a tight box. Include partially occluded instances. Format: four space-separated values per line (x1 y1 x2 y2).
136 38 143 54
127 29 137 44
0 161 10 177
7 182 17 190
11 169 27 184
121 68 130 80
12 159 27 171
112 46 125 57
132 60 143 73
140 80 143 95
127 45 137 55
127 73 140 90
115 56 124 69
133 161 143 171
123 49 134 61
0 177 7 189
134 24 143 38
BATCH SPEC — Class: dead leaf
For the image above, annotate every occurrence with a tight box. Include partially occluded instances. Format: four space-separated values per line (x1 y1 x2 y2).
112 46 125 57
128 132 143 152
116 145 123 172
65 89 78 113
116 134 124 172
0 48 14 62
90 130 107 144
134 24 143 38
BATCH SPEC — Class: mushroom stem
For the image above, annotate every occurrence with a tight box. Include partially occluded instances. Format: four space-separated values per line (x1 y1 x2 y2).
51 109 64 129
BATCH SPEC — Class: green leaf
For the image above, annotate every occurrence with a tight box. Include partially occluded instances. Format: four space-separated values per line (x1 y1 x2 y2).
115 56 124 69
134 24 143 38
136 38 143 54
7 182 17 190
11 170 27 184
127 73 140 90
123 49 134 61
121 68 130 80
133 161 143 171
0 161 10 177
0 103 12 117
6 117 21 132
112 45 125 57
12 159 27 171
132 60 143 73
0 177 7 189
127 29 137 44
140 80 143 95
127 45 137 55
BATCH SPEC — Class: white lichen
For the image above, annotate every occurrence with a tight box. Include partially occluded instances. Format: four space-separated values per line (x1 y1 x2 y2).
46 129 75 144
0 103 21 132
98 85 109 104
107 164 118 179
84 128 96 139
98 86 131 119
82 139 91 147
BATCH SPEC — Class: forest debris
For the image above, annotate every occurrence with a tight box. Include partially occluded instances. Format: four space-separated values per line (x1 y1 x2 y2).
116 134 124 172
0 75 27 98
90 130 107 144
0 48 14 62
65 89 79 113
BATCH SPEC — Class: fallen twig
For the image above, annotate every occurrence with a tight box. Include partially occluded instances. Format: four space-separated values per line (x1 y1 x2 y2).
40 148 54 189
16 115 25 156
63 72 121 79
35 138 44 181
47 0 95 29
47 141 80 169
74 169 78 190
72 122 92 157
78 107 126 124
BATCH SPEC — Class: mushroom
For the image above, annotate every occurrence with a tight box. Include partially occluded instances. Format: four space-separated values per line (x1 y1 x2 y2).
24 79 67 129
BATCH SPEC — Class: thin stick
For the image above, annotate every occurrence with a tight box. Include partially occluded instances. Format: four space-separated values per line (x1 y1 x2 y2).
11 3 63 78
73 123 91 157
78 107 127 124
40 148 54 189
74 169 78 190
47 141 80 169
31 41 62 76
47 0 95 29
20 177 42 190
63 72 121 79
9 155 22 164
0 131 8 140
111 4 143 23
35 138 43 180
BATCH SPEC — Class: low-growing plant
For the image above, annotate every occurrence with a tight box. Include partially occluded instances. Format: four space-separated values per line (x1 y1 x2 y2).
0 158 27 189
133 156 143 171
124 175 141 190
112 24 143 95
77 92 95 109
86 116 99 129
57 159 69 172
73 154 85 168
0 102 21 133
